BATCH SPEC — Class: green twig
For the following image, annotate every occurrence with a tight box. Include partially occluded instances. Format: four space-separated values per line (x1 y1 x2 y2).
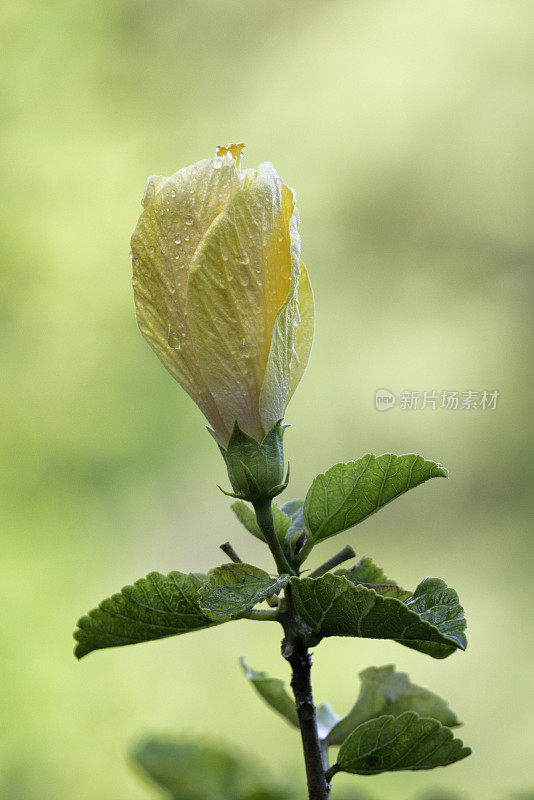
309 545 356 579
220 541 243 563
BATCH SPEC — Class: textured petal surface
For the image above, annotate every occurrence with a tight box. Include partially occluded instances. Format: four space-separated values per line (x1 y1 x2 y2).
258 185 307 431
285 260 314 409
187 163 300 441
130 154 256 442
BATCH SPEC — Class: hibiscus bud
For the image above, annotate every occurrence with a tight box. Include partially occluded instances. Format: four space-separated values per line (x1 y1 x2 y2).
130 144 314 447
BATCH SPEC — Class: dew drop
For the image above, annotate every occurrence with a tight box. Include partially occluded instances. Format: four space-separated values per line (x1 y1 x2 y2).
290 347 300 371
239 274 249 287
184 214 194 226
174 233 182 245
237 250 250 265
167 326 182 351
184 233 190 241
170 189 176 198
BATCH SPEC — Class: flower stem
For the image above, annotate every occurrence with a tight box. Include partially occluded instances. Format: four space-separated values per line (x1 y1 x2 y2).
252 498 296 576
253 500 330 797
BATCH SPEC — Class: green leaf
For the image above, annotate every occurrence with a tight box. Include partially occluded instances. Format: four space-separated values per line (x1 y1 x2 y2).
240 657 298 728
334 711 471 775
231 501 292 543
132 737 246 800
289 574 467 659
198 564 288 620
304 453 448 542
279 498 311 561
336 557 411 601
326 665 461 746
74 571 219 659
132 736 296 800
336 556 392 586
280 499 305 533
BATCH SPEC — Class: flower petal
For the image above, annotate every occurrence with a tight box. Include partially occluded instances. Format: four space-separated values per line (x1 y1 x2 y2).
259 198 313 432
187 163 296 442
130 154 256 441
288 260 315 402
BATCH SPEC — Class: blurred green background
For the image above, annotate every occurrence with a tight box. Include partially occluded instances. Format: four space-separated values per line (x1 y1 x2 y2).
2 0 533 797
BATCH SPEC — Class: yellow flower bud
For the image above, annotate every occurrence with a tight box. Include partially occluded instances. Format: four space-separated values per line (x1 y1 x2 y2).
130 144 314 446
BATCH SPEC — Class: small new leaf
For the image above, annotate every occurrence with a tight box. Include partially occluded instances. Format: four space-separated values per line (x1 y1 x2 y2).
304 453 448 542
326 665 461 746
334 711 471 775
336 557 411 601
240 657 299 728
289 574 467 659
198 564 288 620
74 571 218 659
336 556 393 586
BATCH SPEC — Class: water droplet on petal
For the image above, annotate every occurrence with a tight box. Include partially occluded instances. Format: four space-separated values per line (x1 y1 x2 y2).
184 214 194 226
239 273 249 287
174 233 182 245
170 189 176 198
167 326 182 351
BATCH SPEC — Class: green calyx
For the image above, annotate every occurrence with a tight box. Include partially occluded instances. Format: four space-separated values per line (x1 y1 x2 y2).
218 421 289 501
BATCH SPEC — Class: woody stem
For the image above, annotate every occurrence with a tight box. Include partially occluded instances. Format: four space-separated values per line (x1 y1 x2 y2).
282 586 331 800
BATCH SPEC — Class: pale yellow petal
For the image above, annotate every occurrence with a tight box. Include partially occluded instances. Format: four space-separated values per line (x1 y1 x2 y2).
186 163 295 442
258 186 311 432
287 260 315 401
130 154 256 442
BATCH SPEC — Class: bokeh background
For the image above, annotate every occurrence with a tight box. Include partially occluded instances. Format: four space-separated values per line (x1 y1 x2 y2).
2 1 533 798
